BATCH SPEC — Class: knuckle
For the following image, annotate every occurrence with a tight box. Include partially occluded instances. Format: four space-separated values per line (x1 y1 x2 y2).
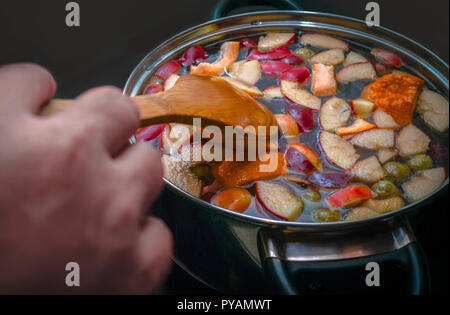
0 63 56 94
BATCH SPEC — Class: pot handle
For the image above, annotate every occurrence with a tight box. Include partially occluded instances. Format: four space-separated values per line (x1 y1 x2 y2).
211 0 304 20
258 219 430 295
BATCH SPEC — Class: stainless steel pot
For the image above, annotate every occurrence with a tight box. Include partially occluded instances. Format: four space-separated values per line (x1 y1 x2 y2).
124 3 449 294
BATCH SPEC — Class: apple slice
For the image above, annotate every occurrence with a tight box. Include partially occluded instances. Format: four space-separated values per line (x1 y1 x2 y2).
362 196 405 214
136 124 166 143
276 114 300 139
312 63 337 97
219 77 264 97
371 48 404 68
336 119 377 136
285 104 315 132
326 185 377 209
299 33 349 51
281 81 321 110
264 86 283 99
307 172 354 189
375 62 392 76
336 62 377 84
345 207 380 221
378 149 398 164
160 124 197 155
350 156 385 184
320 97 351 131
279 67 311 83
260 61 293 77
258 32 296 52
191 41 240 76
229 60 262 85
349 129 395 150
417 90 449 133
143 84 163 95
402 168 446 202
247 47 292 61
256 181 304 221
350 98 375 118
162 155 203 198
179 45 208 66
155 61 182 81
286 143 323 173
211 188 252 213
372 110 400 129
397 124 431 157
310 49 345 65
280 55 305 66
164 74 180 91
240 38 257 50
320 131 360 170
343 51 368 66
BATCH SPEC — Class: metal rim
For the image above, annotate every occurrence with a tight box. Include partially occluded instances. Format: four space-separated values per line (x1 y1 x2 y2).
124 10 449 231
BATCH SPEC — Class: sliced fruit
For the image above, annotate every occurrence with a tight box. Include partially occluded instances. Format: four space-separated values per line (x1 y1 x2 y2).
136 124 166 143
256 181 304 221
371 48 404 68
276 114 300 141
143 84 163 95
312 208 342 222
247 47 292 60
160 124 198 155
294 47 315 60
349 129 395 150
299 33 349 51
326 185 376 209
179 45 208 66
279 67 311 83
336 119 377 136
428 145 449 165
383 162 411 182
310 49 345 65
375 62 392 76
281 81 321 110
263 86 283 99
407 154 433 171
258 32 296 52
286 143 323 173
162 155 203 198
302 190 322 202
362 196 405 214
211 153 288 188
229 60 262 85
155 61 182 81
240 38 257 50
372 110 400 129
280 55 304 66
336 62 376 84
218 77 264 97
361 74 425 126
350 156 385 184
320 131 360 170
402 168 446 202
320 97 351 131
343 51 368 66
260 61 293 77
211 188 252 213
345 207 379 221
377 149 398 164
191 41 240 76
417 89 449 133
397 124 431 157
350 98 375 118
307 172 354 189
312 63 337 97
285 104 315 132
164 74 180 91
371 180 401 198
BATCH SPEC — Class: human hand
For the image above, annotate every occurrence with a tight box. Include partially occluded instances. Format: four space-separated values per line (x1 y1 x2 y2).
0 64 172 294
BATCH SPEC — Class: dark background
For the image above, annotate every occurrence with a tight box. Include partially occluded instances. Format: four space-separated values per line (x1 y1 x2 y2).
0 0 448 294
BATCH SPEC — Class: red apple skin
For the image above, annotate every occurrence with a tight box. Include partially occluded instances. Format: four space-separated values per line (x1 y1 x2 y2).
307 172 355 189
285 146 315 174
285 104 315 132
281 55 304 66
143 84 163 95
155 61 182 80
136 124 166 143
247 47 292 61
179 46 208 66
255 183 294 221
326 185 377 209
288 144 323 172
371 48 404 68
375 62 392 76
279 67 311 83
261 61 293 77
240 38 257 50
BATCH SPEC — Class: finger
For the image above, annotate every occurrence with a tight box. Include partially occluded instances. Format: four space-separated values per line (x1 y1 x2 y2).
0 63 56 114
134 217 173 293
114 143 164 209
59 86 140 156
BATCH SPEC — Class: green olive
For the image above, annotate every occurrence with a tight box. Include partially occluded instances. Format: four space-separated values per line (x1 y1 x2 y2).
383 162 411 181
191 165 215 186
294 47 315 60
312 208 342 223
407 154 433 171
302 190 322 203
371 180 401 197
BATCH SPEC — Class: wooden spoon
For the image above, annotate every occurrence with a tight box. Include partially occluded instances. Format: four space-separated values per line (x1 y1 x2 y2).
41 74 277 136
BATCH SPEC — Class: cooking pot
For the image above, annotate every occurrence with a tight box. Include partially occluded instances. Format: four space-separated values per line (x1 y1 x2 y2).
124 0 449 294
